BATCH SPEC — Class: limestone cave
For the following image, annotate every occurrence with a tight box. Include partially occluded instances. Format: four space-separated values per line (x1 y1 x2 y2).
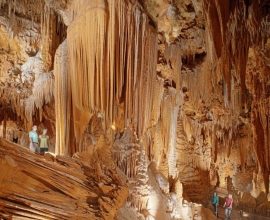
0 0 270 219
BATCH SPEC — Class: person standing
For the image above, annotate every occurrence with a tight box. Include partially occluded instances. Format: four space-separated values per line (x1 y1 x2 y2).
29 125 39 153
223 194 233 219
39 128 49 154
211 191 219 217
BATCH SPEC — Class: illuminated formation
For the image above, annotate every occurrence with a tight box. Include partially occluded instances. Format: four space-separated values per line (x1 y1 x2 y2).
66 0 158 145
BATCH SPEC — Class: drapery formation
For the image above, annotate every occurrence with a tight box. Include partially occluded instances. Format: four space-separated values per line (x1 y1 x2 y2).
201 0 270 193
248 64 270 193
62 0 158 154
54 40 71 155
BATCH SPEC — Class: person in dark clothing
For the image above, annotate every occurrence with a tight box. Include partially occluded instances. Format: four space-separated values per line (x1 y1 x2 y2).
12 137 18 143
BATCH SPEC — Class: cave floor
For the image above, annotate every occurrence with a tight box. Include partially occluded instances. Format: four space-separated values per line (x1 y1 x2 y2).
216 206 270 220
216 207 242 220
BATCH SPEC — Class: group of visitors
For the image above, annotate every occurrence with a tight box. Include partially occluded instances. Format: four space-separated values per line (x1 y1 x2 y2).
211 192 233 219
191 191 233 219
29 125 49 154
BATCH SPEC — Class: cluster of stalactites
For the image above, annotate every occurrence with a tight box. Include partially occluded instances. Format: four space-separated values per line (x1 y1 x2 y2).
248 64 270 181
1 70 54 130
66 0 158 146
112 144 141 179
1 0 43 27
2 0 56 45
112 131 149 212
0 0 66 130
24 71 54 127
206 0 270 98
256 99 270 169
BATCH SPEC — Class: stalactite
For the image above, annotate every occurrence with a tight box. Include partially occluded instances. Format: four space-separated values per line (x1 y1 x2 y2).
176 114 212 171
150 77 164 127
112 145 140 179
150 120 167 176
54 40 71 155
258 100 269 170
3 111 7 139
21 71 54 126
8 1 11 17
0 0 57 127
66 0 158 145
134 25 158 138
125 147 149 212
40 2 60 72
67 0 107 141
112 128 140 178
33 72 54 107
127 193 148 212
268 108 270 173
158 87 181 177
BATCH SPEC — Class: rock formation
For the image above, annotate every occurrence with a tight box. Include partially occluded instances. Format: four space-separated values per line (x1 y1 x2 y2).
0 0 270 219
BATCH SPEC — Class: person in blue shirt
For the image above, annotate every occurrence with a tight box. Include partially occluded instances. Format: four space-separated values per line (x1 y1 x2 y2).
211 191 219 217
29 125 39 153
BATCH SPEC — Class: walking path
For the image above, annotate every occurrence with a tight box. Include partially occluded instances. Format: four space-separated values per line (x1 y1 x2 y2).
209 187 270 220
216 205 242 219
211 205 270 220
208 205 270 220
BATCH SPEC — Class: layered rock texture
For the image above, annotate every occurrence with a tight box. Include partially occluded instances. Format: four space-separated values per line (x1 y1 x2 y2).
0 0 270 219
